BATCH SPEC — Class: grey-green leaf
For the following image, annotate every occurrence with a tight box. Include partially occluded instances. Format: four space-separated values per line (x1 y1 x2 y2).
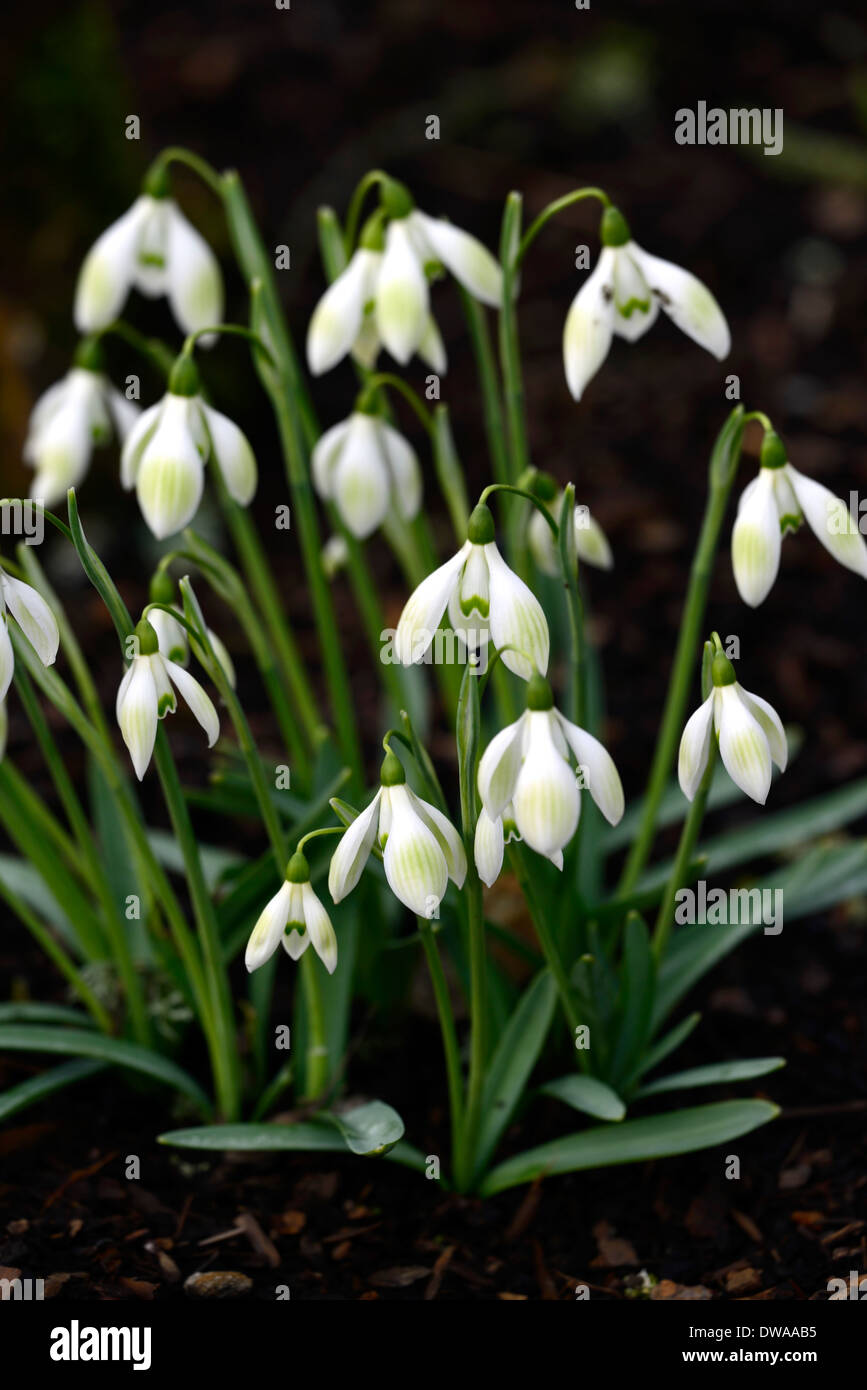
540 1074 626 1121
0 1059 105 1123
636 1057 785 1098
324 1100 405 1156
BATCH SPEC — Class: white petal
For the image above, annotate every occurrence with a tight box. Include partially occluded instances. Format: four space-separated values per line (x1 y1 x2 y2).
610 245 657 341
555 712 624 825
26 389 94 506
474 807 505 887
164 659 219 747
73 198 148 332
630 243 730 359
411 211 503 307
332 414 390 538
562 249 615 401
406 790 467 888
205 627 236 688
135 395 204 538
511 711 579 857
737 686 787 773
786 465 867 580
245 881 292 971
731 469 782 608
677 693 715 801
300 882 338 974
328 788 382 903
478 714 525 819
379 422 422 522
716 684 772 804
527 506 559 577
307 250 378 375
149 651 177 717
150 608 188 665
200 403 257 506
376 219 429 365
311 419 352 501
104 386 141 442
394 542 470 665
417 314 447 373
165 202 224 338
120 400 163 490
382 785 448 917
573 509 613 570
485 543 550 679
25 377 70 443
0 621 14 702
117 657 158 781
1 574 59 666
131 199 170 297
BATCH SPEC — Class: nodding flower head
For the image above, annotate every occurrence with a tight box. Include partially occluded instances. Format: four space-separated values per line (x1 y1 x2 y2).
527 481 613 577
393 503 549 680
116 618 219 780
121 357 256 539
732 430 867 607
0 569 60 703
475 673 624 882
563 206 730 401
678 650 787 806
306 179 502 376
312 408 422 540
245 851 338 976
328 751 466 918
74 172 223 340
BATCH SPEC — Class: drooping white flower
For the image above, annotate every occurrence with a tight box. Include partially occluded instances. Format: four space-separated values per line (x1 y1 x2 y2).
678 650 786 806
74 182 223 339
732 431 867 607
328 752 466 918
245 851 338 975
121 358 256 539
527 487 613 577
476 675 624 876
24 347 139 506
148 603 236 688
0 569 60 701
116 619 219 780
563 207 730 401
393 503 549 679
312 410 422 539
307 181 501 375
474 802 521 888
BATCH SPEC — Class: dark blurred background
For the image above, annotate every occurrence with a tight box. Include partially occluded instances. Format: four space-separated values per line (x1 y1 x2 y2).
3 0 867 805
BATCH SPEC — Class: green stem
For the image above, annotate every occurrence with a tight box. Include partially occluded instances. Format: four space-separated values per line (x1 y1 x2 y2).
417 918 464 1176
617 407 746 896
498 192 529 485
516 187 610 267
459 287 510 488
652 742 716 964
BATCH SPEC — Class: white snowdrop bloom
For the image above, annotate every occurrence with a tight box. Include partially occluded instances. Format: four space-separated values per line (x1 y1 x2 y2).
527 485 613 577
476 675 624 872
393 503 549 680
148 603 236 688
74 172 223 339
24 344 139 506
0 569 60 702
312 410 422 539
473 802 521 888
306 179 501 375
731 431 867 608
121 357 256 539
116 619 219 780
245 851 338 976
678 650 786 806
563 206 730 401
328 751 466 918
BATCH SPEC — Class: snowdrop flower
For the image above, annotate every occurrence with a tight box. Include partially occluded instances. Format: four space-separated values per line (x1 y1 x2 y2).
732 430 867 607
393 503 549 679
476 674 624 875
307 178 501 375
24 341 139 506
74 166 223 339
312 408 422 539
678 649 786 806
563 206 730 401
147 576 236 688
329 751 466 918
121 356 256 539
245 851 337 975
527 478 613 577
116 618 219 780
0 569 60 702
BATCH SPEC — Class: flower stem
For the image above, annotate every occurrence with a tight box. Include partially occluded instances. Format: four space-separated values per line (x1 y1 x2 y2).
417 918 464 1177
652 740 716 964
459 287 510 488
617 407 745 896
